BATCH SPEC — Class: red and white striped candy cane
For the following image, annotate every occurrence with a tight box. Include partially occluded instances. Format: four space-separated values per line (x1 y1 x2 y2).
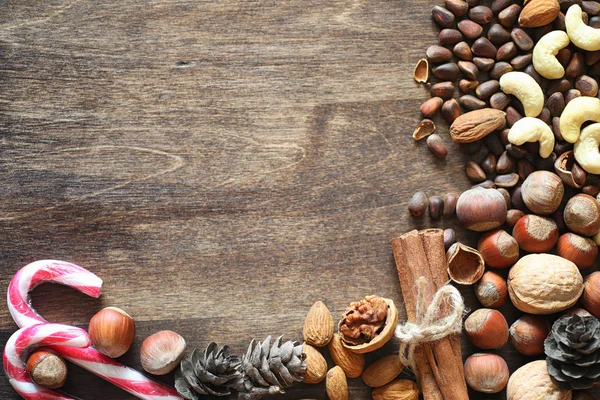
3 323 90 400
6 260 182 400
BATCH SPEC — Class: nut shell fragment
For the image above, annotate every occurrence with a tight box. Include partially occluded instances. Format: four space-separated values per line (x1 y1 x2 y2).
414 58 429 83
446 242 485 285
413 119 436 140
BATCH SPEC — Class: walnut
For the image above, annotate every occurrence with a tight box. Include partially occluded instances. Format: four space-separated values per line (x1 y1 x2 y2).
507 360 572 400
339 296 389 345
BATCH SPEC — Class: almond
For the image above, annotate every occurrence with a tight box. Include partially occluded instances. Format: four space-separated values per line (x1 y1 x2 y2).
302 343 327 384
327 333 365 378
326 366 348 400
518 0 560 28
362 355 404 388
303 301 334 347
450 108 506 143
372 379 420 400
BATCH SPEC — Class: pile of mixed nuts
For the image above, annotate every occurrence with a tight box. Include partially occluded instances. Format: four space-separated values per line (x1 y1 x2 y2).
409 0 600 398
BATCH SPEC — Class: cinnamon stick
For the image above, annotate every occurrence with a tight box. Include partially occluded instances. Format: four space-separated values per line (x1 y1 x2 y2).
391 229 468 400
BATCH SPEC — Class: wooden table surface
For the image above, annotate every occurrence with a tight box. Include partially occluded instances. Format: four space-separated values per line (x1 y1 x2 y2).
0 1 597 399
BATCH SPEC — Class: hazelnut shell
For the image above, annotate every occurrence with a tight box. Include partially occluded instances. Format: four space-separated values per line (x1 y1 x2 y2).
446 242 485 285
339 298 398 354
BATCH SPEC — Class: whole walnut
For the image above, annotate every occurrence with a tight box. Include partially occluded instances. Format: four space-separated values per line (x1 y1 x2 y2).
507 360 572 400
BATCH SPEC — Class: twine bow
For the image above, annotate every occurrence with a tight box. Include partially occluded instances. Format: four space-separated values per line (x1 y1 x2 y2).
395 276 465 369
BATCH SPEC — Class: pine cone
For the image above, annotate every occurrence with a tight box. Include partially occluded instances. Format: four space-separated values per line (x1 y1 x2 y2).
237 336 306 400
545 314 600 390
175 343 244 399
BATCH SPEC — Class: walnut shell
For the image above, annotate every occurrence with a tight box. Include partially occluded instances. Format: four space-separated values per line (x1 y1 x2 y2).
507 360 572 400
338 297 398 354
508 254 584 314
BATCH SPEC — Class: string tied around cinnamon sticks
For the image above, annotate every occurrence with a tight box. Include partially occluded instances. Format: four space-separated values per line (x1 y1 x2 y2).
395 276 465 370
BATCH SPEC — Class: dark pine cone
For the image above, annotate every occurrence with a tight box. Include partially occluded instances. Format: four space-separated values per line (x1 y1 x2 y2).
545 314 600 390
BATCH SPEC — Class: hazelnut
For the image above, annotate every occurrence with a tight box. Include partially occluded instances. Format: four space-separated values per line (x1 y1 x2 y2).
556 232 598 269
140 330 186 375
464 308 509 349
582 271 600 319
512 214 559 252
474 271 508 308
26 349 68 389
464 353 509 393
506 209 525 227
89 307 135 358
520 171 564 215
564 194 600 236
509 315 549 356
477 229 519 268
456 187 507 231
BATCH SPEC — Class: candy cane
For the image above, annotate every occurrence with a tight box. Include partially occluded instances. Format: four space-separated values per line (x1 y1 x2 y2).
6 260 182 400
3 323 90 400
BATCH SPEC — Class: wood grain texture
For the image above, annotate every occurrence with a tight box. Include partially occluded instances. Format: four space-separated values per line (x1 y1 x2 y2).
0 1 598 399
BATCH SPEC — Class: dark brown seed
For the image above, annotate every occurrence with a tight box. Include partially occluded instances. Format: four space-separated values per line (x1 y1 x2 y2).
534 152 557 170
572 162 588 187
539 108 551 124
505 144 528 159
575 75 599 97
472 37 497 58
489 61 513 79
583 11 590 25
558 0 582 13
585 50 600 66
443 228 456 250
481 153 497 174
553 209 567 231
532 25 554 42
511 185 527 211
430 82 455 99
565 89 582 104
566 53 585 78
505 106 522 127
454 41 473 60
469 6 493 24
441 99 462 123
409 192 428 216
432 6 456 28
555 141 572 155
458 19 484 40
524 142 540 156
488 23 512 45
458 141 482 154
547 78 572 94
458 61 479 80
499 128 511 146
466 0 480 6
432 63 460 80
497 188 511 208
553 117 564 142
506 209 525 227
495 173 519 188
473 57 495 72
491 0 512 14
496 42 517 61
590 16 600 28
483 134 504 156
557 48 572 68
427 45 453 63
583 183 600 197
511 28 534 51
490 92 511 110
498 4 521 27
476 80 500 100
459 79 479 94
445 0 469 17
582 0 600 15
421 97 444 118
439 29 464 45
589 61 600 76
547 92 565 117
517 158 534 181
472 180 496 189
443 192 460 217
524 64 543 86
459 94 487 110
497 151 515 173
427 134 448 159
511 54 533 70
429 195 444 220
465 160 487 183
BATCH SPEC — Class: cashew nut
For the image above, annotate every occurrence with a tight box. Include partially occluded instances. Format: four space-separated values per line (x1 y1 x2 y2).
508 117 555 158
566 4 600 51
559 96 600 143
532 30 570 79
574 123 600 174
499 72 544 118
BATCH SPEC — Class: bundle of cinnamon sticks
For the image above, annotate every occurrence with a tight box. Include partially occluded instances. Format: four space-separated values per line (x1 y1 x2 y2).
391 229 468 400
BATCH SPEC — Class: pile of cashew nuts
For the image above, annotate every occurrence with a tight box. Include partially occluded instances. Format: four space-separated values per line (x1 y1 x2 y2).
499 4 600 174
